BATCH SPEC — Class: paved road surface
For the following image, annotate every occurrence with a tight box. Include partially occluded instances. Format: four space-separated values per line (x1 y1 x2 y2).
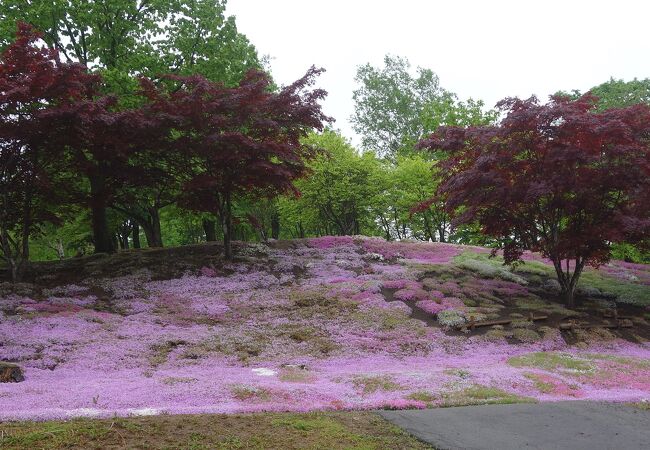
379 401 650 450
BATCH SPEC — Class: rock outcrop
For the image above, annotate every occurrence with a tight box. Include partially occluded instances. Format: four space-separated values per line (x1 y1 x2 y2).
0 362 24 382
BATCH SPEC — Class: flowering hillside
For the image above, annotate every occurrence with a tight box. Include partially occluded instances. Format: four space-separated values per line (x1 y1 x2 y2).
1 236 649 420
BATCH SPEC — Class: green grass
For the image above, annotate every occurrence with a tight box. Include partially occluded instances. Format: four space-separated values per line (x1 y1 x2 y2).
441 385 536 407
406 391 439 403
161 376 197 385
513 296 577 316
521 259 650 306
508 352 595 372
271 416 353 437
443 368 471 379
514 257 650 306
352 375 404 395
513 260 556 277
456 250 650 306
0 419 136 449
628 401 650 411
453 252 527 284
230 385 272 402
278 366 317 383
585 353 650 369
512 328 542 343
577 270 650 306
523 373 555 393
0 412 432 450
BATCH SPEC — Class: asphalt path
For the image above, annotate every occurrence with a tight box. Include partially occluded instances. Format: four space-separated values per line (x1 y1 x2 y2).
379 401 650 450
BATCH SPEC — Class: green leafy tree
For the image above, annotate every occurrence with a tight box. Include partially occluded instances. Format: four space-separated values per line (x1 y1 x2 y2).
589 78 650 110
0 0 259 84
420 95 497 137
29 213 94 260
351 54 496 158
557 78 650 111
351 55 445 157
280 130 383 237
368 155 452 242
393 156 447 241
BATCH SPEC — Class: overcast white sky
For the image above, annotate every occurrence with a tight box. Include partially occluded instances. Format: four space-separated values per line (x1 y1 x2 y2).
226 0 650 145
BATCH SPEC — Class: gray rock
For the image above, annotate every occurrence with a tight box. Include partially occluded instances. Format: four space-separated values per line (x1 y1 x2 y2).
577 285 601 297
0 362 24 382
540 278 561 293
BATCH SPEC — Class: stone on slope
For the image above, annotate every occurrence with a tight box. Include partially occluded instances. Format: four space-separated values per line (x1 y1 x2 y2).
0 362 24 382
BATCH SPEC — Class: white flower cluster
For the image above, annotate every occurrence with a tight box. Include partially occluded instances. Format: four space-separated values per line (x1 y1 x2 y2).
437 310 466 328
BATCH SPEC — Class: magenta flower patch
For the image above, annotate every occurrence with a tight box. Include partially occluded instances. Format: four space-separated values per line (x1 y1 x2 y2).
0 237 648 421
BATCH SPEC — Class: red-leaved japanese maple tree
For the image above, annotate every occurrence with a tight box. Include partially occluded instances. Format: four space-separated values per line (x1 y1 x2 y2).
418 94 650 307
145 67 330 259
0 23 96 280
54 94 166 253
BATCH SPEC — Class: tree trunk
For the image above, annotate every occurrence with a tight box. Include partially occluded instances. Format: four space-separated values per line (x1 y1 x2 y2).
421 212 434 242
253 220 267 242
90 200 112 253
139 209 163 248
552 257 585 308
221 192 233 260
50 239 65 260
120 231 129 250
132 222 141 249
147 207 163 247
141 223 161 248
21 183 33 263
89 174 113 253
562 288 576 308
8 258 19 284
379 215 392 241
271 214 280 240
12 265 18 283
142 225 153 248
203 219 217 242
0 226 22 283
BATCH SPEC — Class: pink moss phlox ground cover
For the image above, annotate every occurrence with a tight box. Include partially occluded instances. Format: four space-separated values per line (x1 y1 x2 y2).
362 238 463 264
600 261 650 285
308 236 356 249
382 279 419 290
524 372 585 398
393 288 429 302
465 278 529 297
512 250 650 286
415 300 448 315
1 236 649 421
415 297 466 316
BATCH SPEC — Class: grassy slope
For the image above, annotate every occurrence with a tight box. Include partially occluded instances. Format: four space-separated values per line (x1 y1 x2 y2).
0 411 431 450
454 251 650 307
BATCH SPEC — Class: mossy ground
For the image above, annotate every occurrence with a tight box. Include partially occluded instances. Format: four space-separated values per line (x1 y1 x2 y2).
508 352 595 372
0 412 431 450
440 385 536 407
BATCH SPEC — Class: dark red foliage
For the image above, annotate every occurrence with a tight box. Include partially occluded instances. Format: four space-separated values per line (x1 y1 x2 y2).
1 23 330 263
418 94 650 305
144 67 331 258
0 23 97 279
2 23 169 255
53 92 170 252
